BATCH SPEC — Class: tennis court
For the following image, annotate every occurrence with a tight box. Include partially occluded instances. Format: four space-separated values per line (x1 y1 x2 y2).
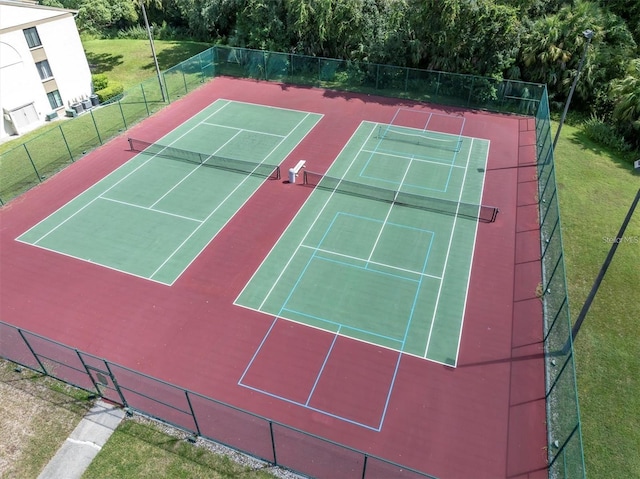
16 100 322 285
236 111 493 366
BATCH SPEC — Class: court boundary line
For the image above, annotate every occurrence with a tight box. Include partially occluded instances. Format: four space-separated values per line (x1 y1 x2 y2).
452 139 491 367
361 148 467 169
299 244 442 280
201 121 287 138
217 97 321 116
237 317 398 432
100 196 203 223
423 138 474 361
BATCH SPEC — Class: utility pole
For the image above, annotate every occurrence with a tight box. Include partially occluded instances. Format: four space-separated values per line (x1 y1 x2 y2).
553 29 594 150
140 1 165 102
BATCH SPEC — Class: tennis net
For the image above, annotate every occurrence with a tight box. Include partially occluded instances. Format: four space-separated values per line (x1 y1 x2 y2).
128 138 281 180
303 171 499 223
377 126 463 153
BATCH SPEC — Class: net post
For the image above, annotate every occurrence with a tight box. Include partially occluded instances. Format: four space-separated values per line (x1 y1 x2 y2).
128 138 134 151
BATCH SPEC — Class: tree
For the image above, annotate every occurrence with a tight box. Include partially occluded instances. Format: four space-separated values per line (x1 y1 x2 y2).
76 0 137 33
519 0 636 112
406 0 521 77
610 58 640 143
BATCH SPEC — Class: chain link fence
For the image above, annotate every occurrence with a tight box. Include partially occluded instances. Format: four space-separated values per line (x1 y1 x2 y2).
536 88 586 479
1 46 584 478
0 320 437 479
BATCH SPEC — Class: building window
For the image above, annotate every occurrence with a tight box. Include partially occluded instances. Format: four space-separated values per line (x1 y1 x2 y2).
47 90 63 109
36 60 53 80
23 27 42 48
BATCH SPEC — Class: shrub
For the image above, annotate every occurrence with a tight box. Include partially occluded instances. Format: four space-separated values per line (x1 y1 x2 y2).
582 115 632 153
92 73 109 91
95 81 124 103
116 25 148 40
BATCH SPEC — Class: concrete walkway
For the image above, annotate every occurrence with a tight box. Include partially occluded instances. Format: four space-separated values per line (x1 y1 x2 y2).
37 400 125 479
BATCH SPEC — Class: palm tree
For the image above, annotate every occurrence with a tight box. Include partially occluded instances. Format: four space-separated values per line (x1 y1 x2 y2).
610 58 640 131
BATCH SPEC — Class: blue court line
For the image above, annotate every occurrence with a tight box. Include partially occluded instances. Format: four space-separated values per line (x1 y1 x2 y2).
281 307 404 344
239 381 383 431
237 316 279 385
373 146 457 166
313 254 420 283
334 211 435 234
306 331 340 406
359 174 448 193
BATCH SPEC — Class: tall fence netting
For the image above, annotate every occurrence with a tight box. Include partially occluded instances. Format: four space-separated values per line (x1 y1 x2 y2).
536 88 586 479
1 45 584 479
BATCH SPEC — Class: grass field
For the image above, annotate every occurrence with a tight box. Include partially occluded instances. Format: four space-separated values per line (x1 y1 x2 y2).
553 122 640 478
81 38 211 90
0 360 93 478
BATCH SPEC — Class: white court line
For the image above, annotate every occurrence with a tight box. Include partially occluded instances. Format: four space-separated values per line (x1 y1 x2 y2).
201 122 286 138
452 139 491 367
423 138 475 359
149 130 243 209
151 112 316 282
366 155 413 263
100 197 203 223
361 148 466 169
249 122 380 311
299 244 442 280
217 97 320 115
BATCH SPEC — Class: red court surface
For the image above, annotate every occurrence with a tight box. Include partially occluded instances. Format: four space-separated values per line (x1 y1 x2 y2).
0 77 547 479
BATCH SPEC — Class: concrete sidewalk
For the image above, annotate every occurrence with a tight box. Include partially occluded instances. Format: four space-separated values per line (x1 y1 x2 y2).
37 400 125 479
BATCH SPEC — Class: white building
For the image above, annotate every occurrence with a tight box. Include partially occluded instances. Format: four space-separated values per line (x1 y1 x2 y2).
0 0 92 140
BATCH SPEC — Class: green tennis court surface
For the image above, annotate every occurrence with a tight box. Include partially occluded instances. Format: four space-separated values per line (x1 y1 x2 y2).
17 100 322 285
236 120 490 365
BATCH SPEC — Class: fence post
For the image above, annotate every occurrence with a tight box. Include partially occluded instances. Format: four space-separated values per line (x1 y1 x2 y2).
361 455 368 479
164 72 171 103
59 125 73 162
23 144 42 182
185 391 201 436
89 109 103 145
467 77 475 106
141 84 150 116
182 67 188 94
118 100 127 130
269 421 277 465
17 329 47 373
104 361 128 406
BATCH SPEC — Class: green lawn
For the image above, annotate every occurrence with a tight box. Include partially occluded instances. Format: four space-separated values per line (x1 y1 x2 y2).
82 38 211 90
553 122 640 478
82 418 278 479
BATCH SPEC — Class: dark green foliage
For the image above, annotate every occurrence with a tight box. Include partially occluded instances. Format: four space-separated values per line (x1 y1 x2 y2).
96 81 124 103
62 0 638 161
91 73 108 91
582 115 632 153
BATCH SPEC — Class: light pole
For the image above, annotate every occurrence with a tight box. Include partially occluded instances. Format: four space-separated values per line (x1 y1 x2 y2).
553 29 594 150
140 1 165 102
